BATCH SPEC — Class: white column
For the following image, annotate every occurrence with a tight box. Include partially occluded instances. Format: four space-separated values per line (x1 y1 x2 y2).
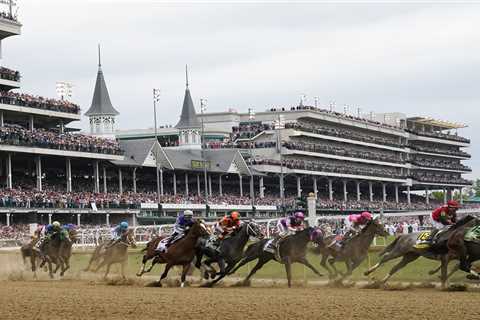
407 186 411 205
449 188 454 201
328 179 333 201
173 172 177 195
395 184 399 204
356 181 361 201
185 173 189 196
29 115 34 132
279 175 284 199
239 175 243 197
66 158 72 192
160 168 164 196
76 213 81 227
106 213 110 226
6 153 12 189
197 174 201 195
368 181 373 202
219 175 223 196
6 213 10 227
208 174 212 197
443 188 447 204
297 176 302 198
250 176 254 202
313 177 318 199
425 186 429 205
0 111 3 127
118 168 123 194
35 156 42 191
103 166 107 193
343 180 348 202
382 183 387 202
259 176 264 198
60 121 65 134
93 161 100 193
132 168 137 193
48 213 52 225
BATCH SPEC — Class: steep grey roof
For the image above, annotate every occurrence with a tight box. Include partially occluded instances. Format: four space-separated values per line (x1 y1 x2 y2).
85 48 119 117
175 87 201 129
162 149 251 175
111 139 157 166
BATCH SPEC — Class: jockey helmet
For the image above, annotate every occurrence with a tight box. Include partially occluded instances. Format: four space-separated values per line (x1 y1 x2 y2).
230 211 240 220
360 211 373 221
447 200 460 209
52 221 61 228
184 210 194 217
294 211 305 221
120 221 129 229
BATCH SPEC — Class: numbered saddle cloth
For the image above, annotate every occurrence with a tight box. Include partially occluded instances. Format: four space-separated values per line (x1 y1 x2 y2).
156 237 170 253
413 231 433 249
464 225 480 243
263 239 276 253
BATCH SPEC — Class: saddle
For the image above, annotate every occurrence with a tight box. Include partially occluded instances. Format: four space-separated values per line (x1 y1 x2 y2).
413 231 434 249
263 237 286 262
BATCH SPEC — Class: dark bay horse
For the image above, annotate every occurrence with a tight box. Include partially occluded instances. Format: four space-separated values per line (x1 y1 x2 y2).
316 218 388 280
136 235 167 276
84 229 136 279
228 227 324 288
364 215 477 287
197 220 264 287
143 220 209 287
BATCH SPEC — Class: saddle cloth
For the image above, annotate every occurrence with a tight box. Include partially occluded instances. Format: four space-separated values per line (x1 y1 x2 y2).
465 225 480 243
156 237 171 253
413 231 433 249
264 239 275 253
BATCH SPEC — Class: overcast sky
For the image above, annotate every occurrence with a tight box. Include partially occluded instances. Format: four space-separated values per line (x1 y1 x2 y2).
3 1 479 178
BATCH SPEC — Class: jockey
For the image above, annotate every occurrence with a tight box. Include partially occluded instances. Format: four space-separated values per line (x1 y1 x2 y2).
35 221 64 254
166 210 195 247
268 211 305 252
277 211 305 238
214 211 241 240
108 221 129 247
430 200 460 243
343 211 373 242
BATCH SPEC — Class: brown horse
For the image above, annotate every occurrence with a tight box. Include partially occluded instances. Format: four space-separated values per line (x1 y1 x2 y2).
136 235 167 276
84 229 136 280
144 220 209 287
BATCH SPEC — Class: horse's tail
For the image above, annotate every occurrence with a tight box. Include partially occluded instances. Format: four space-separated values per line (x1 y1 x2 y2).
379 236 400 257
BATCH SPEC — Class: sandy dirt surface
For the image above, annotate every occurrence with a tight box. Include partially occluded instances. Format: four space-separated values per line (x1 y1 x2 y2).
0 279 478 320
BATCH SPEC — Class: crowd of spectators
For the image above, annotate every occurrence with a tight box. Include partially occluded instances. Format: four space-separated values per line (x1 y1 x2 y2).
0 11 18 23
411 156 471 171
0 91 80 114
0 67 20 82
0 124 123 155
412 172 471 185
252 158 404 179
410 143 470 158
406 128 469 143
267 104 402 131
231 122 272 140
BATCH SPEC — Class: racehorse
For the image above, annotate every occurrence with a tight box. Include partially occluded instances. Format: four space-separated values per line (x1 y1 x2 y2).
364 215 476 288
144 220 209 287
315 217 388 280
196 220 264 287
34 230 74 279
136 235 167 276
84 228 136 280
227 227 324 288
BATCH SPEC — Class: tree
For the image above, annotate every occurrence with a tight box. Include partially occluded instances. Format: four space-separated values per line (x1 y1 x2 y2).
431 191 444 202
473 179 480 197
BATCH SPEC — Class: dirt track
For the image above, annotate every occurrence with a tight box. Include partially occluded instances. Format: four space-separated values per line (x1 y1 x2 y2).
0 280 478 320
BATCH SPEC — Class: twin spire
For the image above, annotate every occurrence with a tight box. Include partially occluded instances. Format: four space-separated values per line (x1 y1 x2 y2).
175 64 201 129
84 44 120 116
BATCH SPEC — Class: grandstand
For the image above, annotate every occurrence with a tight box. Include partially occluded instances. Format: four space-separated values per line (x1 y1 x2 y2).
0 10 473 230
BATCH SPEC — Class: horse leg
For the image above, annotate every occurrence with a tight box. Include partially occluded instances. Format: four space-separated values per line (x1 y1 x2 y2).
94 258 108 273
103 263 112 280
145 256 161 273
298 256 323 277
320 254 333 278
440 255 449 289
243 256 271 285
284 256 293 288
136 255 150 277
180 263 190 288
61 257 70 276
158 263 174 287
228 253 260 276
382 253 419 283
428 264 442 276
328 258 340 278
121 261 126 280
364 250 404 276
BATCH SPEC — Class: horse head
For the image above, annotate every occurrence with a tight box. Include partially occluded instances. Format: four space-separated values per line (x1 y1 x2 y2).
308 227 324 246
191 220 210 238
124 229 137 248
245 220 264 239
365 217 388 237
